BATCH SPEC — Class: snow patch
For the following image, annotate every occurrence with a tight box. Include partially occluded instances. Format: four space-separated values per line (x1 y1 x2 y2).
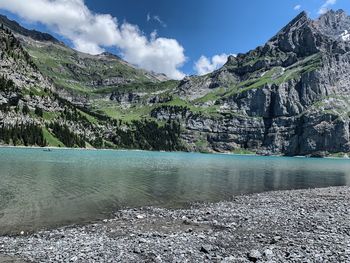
340 30 350 41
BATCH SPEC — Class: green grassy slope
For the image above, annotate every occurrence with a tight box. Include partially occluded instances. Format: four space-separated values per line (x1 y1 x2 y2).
24 42 163 94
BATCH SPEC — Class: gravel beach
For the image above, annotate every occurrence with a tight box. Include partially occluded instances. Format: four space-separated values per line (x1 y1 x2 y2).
0 186 349 263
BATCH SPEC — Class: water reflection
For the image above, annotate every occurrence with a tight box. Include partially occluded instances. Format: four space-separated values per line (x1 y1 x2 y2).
0 148 349 234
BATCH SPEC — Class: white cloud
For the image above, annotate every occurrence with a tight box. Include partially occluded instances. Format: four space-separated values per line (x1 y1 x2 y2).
146 13 167 28
153 16 167 28
194 53 232 76
294 5 301 11
0 0 185 79
318 0 337 15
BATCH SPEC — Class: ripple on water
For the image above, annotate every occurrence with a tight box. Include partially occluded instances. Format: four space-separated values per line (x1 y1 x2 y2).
0 147 349 234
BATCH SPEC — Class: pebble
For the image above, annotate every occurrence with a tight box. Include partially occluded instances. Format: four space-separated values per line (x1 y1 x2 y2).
200 245 212 254
247 249 262 262
264 249 274 259
270 235 282 244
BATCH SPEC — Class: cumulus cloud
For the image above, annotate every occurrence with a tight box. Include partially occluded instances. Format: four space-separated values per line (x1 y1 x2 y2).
0 0 185 79
294 5 301 11
194 54 232 76
318 0 337 15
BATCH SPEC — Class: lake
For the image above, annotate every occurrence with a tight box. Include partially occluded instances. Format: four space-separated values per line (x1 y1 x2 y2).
0 147 349 234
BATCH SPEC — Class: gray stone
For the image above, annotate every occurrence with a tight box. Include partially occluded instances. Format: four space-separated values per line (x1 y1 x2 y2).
247 249 262 262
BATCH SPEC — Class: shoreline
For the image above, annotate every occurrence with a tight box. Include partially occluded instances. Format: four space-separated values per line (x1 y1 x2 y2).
0 186 349 262
0 145 349 160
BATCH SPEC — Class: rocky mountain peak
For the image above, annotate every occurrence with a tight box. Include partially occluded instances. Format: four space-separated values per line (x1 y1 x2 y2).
267 11 319 57
318 9 347 25
264 9 350 57
288 11 309 26
99 52 123 60
314 9 350 42
274 11 309 37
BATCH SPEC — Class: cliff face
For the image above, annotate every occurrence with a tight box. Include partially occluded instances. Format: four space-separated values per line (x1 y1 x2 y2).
0 26 57 124
0 11 350 156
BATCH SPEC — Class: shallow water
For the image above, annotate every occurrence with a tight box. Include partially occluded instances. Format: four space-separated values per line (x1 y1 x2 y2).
0 147 349 234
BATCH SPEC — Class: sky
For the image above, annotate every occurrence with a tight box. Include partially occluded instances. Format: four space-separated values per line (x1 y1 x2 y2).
0 0 349 79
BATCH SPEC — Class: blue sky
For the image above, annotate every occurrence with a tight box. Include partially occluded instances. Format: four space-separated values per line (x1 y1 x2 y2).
0 0 349 78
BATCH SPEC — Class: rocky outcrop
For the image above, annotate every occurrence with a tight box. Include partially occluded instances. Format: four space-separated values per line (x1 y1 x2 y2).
150 105 190 120
176 68 238 100
109 91 141 104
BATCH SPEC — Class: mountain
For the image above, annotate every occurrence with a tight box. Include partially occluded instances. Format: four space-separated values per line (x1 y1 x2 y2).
0 18 182 150
0 11 350 157
168 10 350 156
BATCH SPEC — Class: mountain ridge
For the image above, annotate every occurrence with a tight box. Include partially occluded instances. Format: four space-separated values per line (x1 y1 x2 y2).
0 14 60 44
0 10 349 157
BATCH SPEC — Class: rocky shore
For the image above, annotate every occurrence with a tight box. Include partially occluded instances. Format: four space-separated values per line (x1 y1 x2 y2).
0 186 349 262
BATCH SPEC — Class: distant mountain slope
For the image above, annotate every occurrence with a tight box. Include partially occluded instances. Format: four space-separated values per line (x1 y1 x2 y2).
0 15 168 92
0 15 60 43
22 37 168 94
0 22 182 151
0 14 175 120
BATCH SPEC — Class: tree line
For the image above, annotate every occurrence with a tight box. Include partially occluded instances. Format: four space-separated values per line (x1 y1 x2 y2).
48 121 86 148
0 122 46 146
111 119 183 151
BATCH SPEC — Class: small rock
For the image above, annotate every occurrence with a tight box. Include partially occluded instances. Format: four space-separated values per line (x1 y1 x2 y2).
70 256 78 262
183 219 191 225
155 255 162 263
264 249 274 259
270 235 282 244
247 249 262 262
133 247 141 254
200 245 212 254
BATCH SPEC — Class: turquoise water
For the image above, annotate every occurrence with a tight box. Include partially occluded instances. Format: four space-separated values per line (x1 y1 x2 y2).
0 147 349 234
